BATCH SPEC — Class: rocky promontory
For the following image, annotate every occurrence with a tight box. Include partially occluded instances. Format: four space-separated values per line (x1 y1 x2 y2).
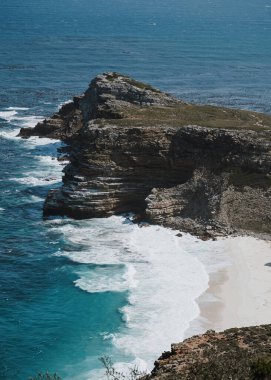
142 325 271 380
19 72 271 238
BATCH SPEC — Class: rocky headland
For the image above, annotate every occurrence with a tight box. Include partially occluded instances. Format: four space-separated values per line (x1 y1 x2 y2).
19 74 271 378
142 325 271 380
19 72 271 238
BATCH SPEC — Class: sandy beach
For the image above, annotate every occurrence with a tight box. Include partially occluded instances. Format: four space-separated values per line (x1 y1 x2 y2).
188 236 271 336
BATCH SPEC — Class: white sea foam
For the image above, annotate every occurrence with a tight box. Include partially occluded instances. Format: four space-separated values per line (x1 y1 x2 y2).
0 109 42 129
54 216 231 375
0 110 18 121
0 128 21 139
0 108 64 159
10 175 60 186
12 115 44 128
0 107 44 140
36 155 68 166
6 106 29 111
59 99 73 107
1 109 65 187
9 149 64 187
29 195 44 203
112 226 209 368
74 264 137 293
0 106 230 376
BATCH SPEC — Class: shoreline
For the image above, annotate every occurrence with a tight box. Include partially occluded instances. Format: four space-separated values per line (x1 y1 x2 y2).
187 236 271 337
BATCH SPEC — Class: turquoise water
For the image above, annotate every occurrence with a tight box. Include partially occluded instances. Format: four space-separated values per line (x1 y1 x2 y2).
0 1 271 379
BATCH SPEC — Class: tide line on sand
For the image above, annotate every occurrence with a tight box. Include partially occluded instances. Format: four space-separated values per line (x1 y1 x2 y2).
188 236 271 336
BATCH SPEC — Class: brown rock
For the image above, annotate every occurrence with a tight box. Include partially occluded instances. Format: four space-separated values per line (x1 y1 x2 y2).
142 325 271 380
19 72 271 238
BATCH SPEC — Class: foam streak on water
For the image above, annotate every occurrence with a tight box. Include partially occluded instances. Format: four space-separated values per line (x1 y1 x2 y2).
52 216 230 376
0 106 231 377
0 108 43 139
1 0 271 378
0 107 66 187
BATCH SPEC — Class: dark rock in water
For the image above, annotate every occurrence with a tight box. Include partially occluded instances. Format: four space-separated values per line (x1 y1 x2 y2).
141 325 271 380
19 99 84 139
19 72 271 238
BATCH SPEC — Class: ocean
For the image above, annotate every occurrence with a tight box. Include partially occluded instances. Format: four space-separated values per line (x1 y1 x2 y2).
0 0 270 379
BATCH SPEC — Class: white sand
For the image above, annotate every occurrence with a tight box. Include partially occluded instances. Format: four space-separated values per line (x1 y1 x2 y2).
187 236 271 336
220 237 271 329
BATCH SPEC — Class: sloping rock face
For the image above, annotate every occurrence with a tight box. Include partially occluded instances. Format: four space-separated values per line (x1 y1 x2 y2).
19 98 84 139
19 73 271 237
142 325 271 380
19 72 178 139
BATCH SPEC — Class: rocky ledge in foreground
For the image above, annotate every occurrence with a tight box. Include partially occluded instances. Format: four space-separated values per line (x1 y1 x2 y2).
19 72 271 238
142 325 271 380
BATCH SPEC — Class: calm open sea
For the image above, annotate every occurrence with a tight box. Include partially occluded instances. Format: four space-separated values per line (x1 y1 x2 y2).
0 0 271 379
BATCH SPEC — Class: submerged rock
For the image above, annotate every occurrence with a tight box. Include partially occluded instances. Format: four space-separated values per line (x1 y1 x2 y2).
19 72 271 238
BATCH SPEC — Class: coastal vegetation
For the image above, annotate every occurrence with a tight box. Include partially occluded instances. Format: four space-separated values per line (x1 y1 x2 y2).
100 356 147 380
99 102 271 133
144 326 271 380
29 372 61 380
28 325 271 379
29 354 271 380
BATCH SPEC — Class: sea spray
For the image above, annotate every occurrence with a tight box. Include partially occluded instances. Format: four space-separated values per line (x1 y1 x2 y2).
54 216 215 374
0 109 246 380
1 1 271 378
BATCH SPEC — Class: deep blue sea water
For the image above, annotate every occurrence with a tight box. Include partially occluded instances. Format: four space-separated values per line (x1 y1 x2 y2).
0 1 271 379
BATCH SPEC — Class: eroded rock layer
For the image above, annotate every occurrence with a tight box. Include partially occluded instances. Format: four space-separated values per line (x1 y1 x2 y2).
19 72 271 237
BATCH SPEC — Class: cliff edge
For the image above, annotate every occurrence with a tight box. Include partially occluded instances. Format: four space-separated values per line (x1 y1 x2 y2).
19 72 271 238
142 325 271 380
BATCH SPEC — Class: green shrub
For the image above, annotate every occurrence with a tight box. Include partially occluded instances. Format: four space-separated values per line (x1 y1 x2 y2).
28 372 62 380
100 356 147 380
251 356 271 379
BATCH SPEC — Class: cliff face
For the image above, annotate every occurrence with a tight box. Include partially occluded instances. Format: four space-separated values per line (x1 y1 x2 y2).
142 325 271 380
19 73 271 237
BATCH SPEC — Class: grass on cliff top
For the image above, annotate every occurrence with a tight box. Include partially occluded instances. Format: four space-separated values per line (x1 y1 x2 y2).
96 102 271 133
